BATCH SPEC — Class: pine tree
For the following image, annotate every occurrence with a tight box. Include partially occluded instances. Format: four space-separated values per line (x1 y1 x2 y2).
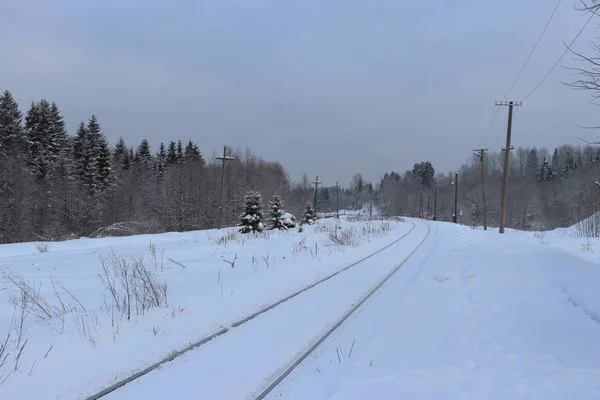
268 194 287 230
113 137 127 165
73 122 88 163
303 201 316 225
537 157 555 182
184 140 205 164
154 142 167 179
122 147 132 170
0 90 26 156
25 100 52 179
239 191 263 233
95 135 113 190
411 161 435 187
563 152 576 177
166 141 178 165
48 102 68 158
176 140 184 163
551 148 560 173
136 139 153 169
76 115 112 193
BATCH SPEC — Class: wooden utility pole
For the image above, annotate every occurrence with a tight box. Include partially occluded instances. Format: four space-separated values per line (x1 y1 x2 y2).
216 145 235 229
335 181 340 219
453 172 458 224
311 176 322 215
433 185 438 221
419 191 423 218
426 194 431 220
473 148 489 230
496 100 521 233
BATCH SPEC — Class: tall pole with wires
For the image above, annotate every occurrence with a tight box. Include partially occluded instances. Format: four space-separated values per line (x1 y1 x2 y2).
335 181 340 219
216 145 235 229
473 148 489 230
496 101 521 233
311 176 322 215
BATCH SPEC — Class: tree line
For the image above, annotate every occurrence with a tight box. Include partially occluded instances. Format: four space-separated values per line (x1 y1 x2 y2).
0 90 367 244
377 147 600 230
3 88 597 244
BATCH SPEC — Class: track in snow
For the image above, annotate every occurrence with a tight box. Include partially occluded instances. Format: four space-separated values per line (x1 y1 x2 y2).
252 221 431 400
84 219 422 400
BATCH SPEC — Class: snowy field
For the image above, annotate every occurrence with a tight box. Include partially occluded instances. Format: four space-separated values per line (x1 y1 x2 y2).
0 215 408 399
2 216 600 399
270 222 600 400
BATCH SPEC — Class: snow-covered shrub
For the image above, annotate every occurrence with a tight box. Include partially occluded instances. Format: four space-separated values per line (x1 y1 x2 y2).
282 212 296 229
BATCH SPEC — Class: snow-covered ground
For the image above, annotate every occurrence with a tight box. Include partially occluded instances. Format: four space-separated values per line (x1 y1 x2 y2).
0 217 409 399
2 217 600 400
270 222 600 399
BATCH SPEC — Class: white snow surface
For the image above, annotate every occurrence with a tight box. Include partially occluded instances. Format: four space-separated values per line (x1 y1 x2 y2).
1 218 600 399
0 217 409 399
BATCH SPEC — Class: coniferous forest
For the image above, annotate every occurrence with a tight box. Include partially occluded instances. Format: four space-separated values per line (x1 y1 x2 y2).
1 89 599 244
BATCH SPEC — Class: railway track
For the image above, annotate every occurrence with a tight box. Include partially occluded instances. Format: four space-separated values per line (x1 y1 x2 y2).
84 219 422 400
251 221 430 400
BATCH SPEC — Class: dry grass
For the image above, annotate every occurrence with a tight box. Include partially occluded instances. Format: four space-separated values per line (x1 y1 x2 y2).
99 250 168 321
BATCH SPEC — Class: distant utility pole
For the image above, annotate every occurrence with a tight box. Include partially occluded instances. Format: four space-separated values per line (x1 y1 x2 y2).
426 194 431 220
419 191 423 218
453 172 458 224
335 181 340 219
216 145 235 229
311 176 322 215
473 148 489 230
496 100 521 233
433 185 438 221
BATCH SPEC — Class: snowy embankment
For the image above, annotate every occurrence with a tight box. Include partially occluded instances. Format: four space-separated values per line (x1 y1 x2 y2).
272 222 600 399
0 216 407 399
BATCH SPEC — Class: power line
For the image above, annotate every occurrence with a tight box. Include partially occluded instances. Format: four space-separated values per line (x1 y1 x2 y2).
502 0 563 101
523 11 595 100
482 0 563 146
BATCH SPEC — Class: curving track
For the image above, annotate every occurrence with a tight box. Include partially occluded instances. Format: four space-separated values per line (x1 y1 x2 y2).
86 219 430 400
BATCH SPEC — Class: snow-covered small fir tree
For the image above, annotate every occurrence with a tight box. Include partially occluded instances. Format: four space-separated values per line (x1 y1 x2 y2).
268 194 288 230
303 201 316 225
240 191 264 233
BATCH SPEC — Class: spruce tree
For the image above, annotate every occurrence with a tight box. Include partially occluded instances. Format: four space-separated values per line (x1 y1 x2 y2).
49 102 68 158
239 191 263 233
113 137 127 165
121 146 132 170
268 194 287 230
0 90 26 156
184 140 204 164
537 157 555 182
154 142 167 179
25 100 52 179
167 141 178 165
76 115 113 193
136 139 152 169
95 135 113 190
176 140 184 163
303 201 316 225
73 122 88 163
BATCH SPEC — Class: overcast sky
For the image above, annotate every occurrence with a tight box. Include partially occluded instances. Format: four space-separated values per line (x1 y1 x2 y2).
1 0 599 186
